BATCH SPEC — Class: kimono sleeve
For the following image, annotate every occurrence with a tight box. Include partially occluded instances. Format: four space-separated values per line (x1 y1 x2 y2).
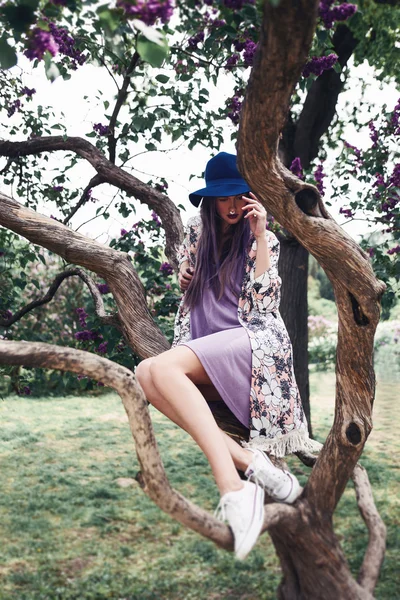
177 221 191 266
248 232 281 314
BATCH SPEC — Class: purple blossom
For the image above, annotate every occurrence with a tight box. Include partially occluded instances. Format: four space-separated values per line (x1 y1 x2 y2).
117 0 174 26
388 245 400 255
21 86 36 97
319 0 357 29
160 262 174 276
7 99 21 118
188 32 205 49
314 162 326 195
1 309 12 320
165 283 171 290
233 39 246 52
226 93 243 125
225 54 239 70
24 28 59 61
390 98 400 135
389 163 400 188
155 181 168 193
367 247 375 258
97 283 110 294
243 40 257 67
303 53 338 78
74 330 98 341
339 206 354 219
97 341 108 354
369 121 378 147
22 386 32 396
151 210 162 226
120 228 128 237
48 22 86 68
75 307 88 328
53 185 63 192
211 19 226 27
93 123 109 136
289 157 304 180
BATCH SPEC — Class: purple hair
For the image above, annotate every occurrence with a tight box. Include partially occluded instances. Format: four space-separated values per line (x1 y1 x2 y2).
184 197 251 309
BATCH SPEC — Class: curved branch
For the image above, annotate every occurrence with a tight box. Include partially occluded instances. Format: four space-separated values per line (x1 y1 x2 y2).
238 0 386 517
0 192 168 358
63 174 104 225
0 136 183 267
352 464 387 593
0 267 119 329
0 340 294 549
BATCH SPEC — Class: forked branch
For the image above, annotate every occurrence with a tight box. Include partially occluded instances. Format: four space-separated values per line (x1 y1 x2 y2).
0 340 294 548
0 267 120 329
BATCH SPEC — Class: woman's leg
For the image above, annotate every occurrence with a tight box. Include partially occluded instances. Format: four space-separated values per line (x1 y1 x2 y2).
136 357 253 473
136 347 250 496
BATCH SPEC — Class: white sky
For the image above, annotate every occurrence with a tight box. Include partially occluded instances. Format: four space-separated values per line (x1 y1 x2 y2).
3 53 399 247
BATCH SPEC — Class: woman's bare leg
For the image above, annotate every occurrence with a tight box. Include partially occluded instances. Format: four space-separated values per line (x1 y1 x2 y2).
136 347 252 495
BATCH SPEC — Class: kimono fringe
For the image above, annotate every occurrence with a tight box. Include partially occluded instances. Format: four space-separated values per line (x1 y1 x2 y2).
242 429 323 458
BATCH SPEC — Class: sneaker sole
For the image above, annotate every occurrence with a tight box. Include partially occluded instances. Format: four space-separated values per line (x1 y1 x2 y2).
235 485 265 561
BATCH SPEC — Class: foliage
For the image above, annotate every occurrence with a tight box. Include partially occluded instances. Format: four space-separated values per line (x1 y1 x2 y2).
0 375 399 598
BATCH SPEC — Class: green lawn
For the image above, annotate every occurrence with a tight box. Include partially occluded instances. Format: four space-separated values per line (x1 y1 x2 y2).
0 372 399 600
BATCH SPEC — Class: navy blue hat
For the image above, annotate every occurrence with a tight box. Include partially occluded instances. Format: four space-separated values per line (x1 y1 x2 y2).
189 152 250 207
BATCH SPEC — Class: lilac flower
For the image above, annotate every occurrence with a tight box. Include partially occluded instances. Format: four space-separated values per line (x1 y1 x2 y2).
211 19 226 27
369 121 378 147
289 157 304 180
165 283 171 290
155 181 168 193
226 93 243 125
93 123 109 136
388 245 400 255
225 54 239 70
48 22 86 68
160 262 174 276
243 40 257 67
303 53 338 78
319 0 357 29
75 307 88 328
22 386 32 396
21 87 36 97
117 0 174 26
120 228 128 237
97 283 110 294
53 185 63 192
188 32 205 49
7 99 21 118
151 210 162 226
97 341 108 354
25 28 59 61
367 247 375 258
389 163 400 188
390 98 400 135
233 39 246 52
314 162 326 195
339 206 354 219
75 330 98 341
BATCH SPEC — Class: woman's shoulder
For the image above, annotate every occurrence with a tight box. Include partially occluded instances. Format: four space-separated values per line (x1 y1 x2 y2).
186 214 202 228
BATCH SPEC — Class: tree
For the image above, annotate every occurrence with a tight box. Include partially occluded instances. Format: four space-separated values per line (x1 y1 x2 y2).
0 0 394 596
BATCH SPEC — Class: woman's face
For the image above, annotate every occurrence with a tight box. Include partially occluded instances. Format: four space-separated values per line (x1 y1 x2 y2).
215 194 247 229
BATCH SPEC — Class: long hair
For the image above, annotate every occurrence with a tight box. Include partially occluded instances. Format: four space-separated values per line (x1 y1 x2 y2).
184 197 251 309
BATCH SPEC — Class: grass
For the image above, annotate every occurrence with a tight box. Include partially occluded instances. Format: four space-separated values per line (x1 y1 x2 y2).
0 372 399 600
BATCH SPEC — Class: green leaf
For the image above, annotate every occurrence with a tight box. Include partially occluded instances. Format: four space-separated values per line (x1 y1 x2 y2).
44 54 60 82
0 36 18 70
155 74 169 84
137 36 169 68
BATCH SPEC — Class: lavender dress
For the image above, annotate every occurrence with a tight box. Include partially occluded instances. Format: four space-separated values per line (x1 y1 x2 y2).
181 256 252 428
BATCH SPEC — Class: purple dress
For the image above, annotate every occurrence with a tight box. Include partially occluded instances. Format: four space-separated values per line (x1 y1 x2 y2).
181 256 252 428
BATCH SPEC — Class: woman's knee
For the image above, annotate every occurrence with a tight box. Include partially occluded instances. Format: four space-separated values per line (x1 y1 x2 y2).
135 357 154 388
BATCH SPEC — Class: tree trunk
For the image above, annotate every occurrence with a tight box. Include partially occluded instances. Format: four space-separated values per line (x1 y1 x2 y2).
279 235 311 434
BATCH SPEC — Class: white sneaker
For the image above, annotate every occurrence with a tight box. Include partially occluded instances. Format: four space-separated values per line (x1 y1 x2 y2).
215 481 265 561
245 449 302 504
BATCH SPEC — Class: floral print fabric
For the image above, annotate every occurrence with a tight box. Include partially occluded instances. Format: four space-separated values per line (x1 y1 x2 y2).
172 215 321 457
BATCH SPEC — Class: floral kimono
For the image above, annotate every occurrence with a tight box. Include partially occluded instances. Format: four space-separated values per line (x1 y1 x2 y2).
172 215 321 458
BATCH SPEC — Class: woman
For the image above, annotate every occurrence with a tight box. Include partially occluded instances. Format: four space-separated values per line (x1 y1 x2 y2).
136 152 320 561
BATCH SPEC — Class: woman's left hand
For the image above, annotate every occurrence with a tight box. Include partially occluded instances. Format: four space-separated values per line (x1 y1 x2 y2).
242 192 267 238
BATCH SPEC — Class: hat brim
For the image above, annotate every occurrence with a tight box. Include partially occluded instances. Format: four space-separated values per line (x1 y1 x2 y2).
189 181 251 208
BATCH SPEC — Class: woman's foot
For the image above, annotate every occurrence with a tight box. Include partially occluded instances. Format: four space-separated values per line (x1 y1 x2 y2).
215 481 265 561
245 449 302 504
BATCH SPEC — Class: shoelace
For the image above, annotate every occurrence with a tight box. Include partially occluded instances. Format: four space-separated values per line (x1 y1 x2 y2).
247 469 285 499
214 497 245 534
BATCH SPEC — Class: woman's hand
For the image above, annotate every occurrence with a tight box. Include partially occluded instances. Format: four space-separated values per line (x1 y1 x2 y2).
178 264 194 291
242 192 267 238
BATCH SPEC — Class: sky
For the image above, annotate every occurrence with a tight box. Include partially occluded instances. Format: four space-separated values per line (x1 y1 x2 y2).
3 50 399 248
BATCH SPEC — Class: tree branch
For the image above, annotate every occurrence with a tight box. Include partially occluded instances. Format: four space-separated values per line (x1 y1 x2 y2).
0 192 169 358
108 51 140 164
0 340 294 549
0 136 183 268
63 174 104 225
238 0 386 516
352 463 387 593
0 267 119 329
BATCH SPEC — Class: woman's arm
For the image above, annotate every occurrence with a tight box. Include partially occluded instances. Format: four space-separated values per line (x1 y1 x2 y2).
254 231 271 278
248 232 281 314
